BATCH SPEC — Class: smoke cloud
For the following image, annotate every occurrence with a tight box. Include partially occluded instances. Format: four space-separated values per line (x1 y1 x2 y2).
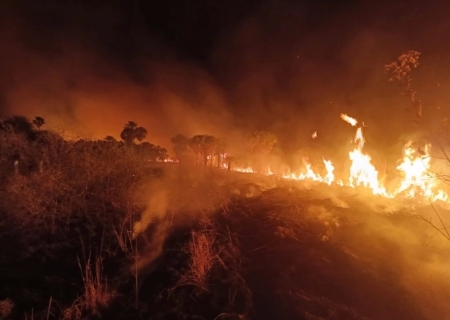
1 0 450 160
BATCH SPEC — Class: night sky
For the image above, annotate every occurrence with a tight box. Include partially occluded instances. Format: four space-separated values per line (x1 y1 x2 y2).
1 0 450 159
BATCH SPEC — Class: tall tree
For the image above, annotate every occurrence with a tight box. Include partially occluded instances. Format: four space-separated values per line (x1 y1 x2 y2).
171 134 190 163
215 138 228 168
189 135 216 166
247 130 278 173
32 116 45 130
120 121 148 145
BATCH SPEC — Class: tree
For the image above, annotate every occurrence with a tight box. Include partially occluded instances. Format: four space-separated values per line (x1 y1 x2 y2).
385 51 450 242
140 142 168 161
385 50 422 117
214 138 228 168
32 116 45 130
104 135 117 142
1 116 34 135
247 130 278 173
189 135 216 166
120 121 148 145
171 134 190 163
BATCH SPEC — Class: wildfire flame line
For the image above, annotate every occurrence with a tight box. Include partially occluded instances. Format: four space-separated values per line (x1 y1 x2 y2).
231 113 448 204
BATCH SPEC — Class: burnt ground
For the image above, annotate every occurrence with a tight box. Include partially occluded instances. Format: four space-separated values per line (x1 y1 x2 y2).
1 167 450 320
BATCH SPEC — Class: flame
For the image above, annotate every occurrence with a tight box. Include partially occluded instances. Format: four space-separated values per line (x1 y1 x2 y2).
312 131 318 139
340 113 358 126
280 158 335 185
396 143 448 202
157 157 179 163
347 127 389 196
227 113 448 205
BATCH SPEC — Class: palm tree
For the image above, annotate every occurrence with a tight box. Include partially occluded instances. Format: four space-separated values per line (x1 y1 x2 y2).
120 121 147 145
189 135 217 166
171 134 190 163
32 116 45 130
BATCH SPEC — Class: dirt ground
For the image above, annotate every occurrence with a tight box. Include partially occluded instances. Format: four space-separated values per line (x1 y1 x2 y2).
1 166 450 319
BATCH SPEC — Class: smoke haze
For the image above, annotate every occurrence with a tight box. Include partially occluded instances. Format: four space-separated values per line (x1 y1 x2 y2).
1 0 450 157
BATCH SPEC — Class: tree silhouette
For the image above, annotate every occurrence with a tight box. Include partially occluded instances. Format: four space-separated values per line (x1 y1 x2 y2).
385 50 422 117
171 134 190 163
104 135 117 142
247 130 278 173
140 142 168 161
120 121 148 145
1 116 35 137
189 135 216 166
32 116 45 130
189 135 203 165
215 138 228 168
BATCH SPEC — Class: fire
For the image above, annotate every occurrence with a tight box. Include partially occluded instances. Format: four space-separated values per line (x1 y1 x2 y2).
340 113 358 126
396 143 448 202
281 158 335 185
229 113 449 205
157 157 179 163
347 127 389 196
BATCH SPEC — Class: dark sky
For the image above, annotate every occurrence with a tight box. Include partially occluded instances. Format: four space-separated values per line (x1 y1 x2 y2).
1 0 450 160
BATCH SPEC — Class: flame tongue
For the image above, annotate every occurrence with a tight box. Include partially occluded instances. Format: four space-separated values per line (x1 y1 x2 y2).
347 127 389 195
340 113 358 126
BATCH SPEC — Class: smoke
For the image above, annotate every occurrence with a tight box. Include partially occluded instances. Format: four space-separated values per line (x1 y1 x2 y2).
2 0 450 163
133 187 169 235
302 184 450 319
0 0 232 147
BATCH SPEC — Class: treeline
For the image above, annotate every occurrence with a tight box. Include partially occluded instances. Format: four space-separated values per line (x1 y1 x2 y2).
170 131 278 173
0 116 168 178
0 115 285 176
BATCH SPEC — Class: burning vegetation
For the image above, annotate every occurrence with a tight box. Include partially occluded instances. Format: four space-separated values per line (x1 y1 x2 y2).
1 0 450 317
1 51 450 318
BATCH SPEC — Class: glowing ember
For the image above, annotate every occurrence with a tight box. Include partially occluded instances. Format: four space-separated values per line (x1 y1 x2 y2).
312 131 318 139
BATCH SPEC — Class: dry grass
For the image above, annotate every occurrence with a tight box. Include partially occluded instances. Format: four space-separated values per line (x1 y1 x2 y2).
62 255 115 320
175 228 225 292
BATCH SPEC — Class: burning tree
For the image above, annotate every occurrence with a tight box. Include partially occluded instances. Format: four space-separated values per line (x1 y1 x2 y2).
247 130 278 174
